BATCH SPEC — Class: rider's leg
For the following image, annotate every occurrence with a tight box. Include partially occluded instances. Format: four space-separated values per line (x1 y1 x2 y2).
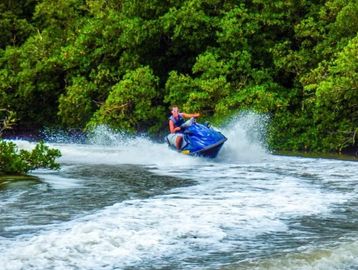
176 136 183 150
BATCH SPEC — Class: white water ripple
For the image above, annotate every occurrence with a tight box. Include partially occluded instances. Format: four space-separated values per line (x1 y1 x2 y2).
2 113 357 269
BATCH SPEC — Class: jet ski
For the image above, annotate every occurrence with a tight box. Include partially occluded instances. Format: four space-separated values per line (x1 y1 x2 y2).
166 118 227 158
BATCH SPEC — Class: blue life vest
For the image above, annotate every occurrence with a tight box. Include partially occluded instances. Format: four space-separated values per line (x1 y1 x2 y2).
169 114 185 128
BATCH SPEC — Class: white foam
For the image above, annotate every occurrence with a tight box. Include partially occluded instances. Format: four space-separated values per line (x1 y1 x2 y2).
2 114 356 269
0 157 353 269
33 173 83 189
238 240 358 270
9 112 270 168
216 112 269 162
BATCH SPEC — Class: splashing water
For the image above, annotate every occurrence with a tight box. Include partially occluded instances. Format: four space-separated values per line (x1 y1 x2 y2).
64 112 269 165
219 112 269 162
12 112 270 166
2 113 357 270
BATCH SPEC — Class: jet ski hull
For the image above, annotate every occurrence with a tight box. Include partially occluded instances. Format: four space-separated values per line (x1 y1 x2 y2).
187 138 227 158
166 121 227 158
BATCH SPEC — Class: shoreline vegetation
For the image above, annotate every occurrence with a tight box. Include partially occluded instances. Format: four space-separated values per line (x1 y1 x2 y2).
0 0 357 159
0 140 61 176
1 110 61 176
274 151 358 161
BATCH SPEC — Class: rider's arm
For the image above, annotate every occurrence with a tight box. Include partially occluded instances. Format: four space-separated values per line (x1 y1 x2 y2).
181 112 200 118
169 120 181 133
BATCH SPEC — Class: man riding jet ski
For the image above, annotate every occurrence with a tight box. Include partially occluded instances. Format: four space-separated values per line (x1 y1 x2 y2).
166 106 227 158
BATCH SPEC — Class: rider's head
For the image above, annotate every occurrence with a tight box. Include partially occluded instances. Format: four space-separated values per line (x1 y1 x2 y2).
171 105 180 117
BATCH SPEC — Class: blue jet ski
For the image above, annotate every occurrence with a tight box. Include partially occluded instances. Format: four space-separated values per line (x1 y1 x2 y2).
166 118 227 158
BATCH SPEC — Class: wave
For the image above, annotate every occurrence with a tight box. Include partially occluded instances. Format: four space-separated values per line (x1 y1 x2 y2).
11 112 270 167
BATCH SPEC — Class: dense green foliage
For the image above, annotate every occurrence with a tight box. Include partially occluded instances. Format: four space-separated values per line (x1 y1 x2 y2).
0 140 61 175
0 109 61 175
0 0 357 153
0 109 16 136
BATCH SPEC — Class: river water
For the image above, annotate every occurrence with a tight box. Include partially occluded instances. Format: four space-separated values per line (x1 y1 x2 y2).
0 115 357 270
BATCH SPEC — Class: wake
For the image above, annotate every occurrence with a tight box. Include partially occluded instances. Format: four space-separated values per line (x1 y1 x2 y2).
13 112 270 167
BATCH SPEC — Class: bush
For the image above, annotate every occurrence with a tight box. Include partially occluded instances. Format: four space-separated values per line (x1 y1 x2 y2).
0 140 61 175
